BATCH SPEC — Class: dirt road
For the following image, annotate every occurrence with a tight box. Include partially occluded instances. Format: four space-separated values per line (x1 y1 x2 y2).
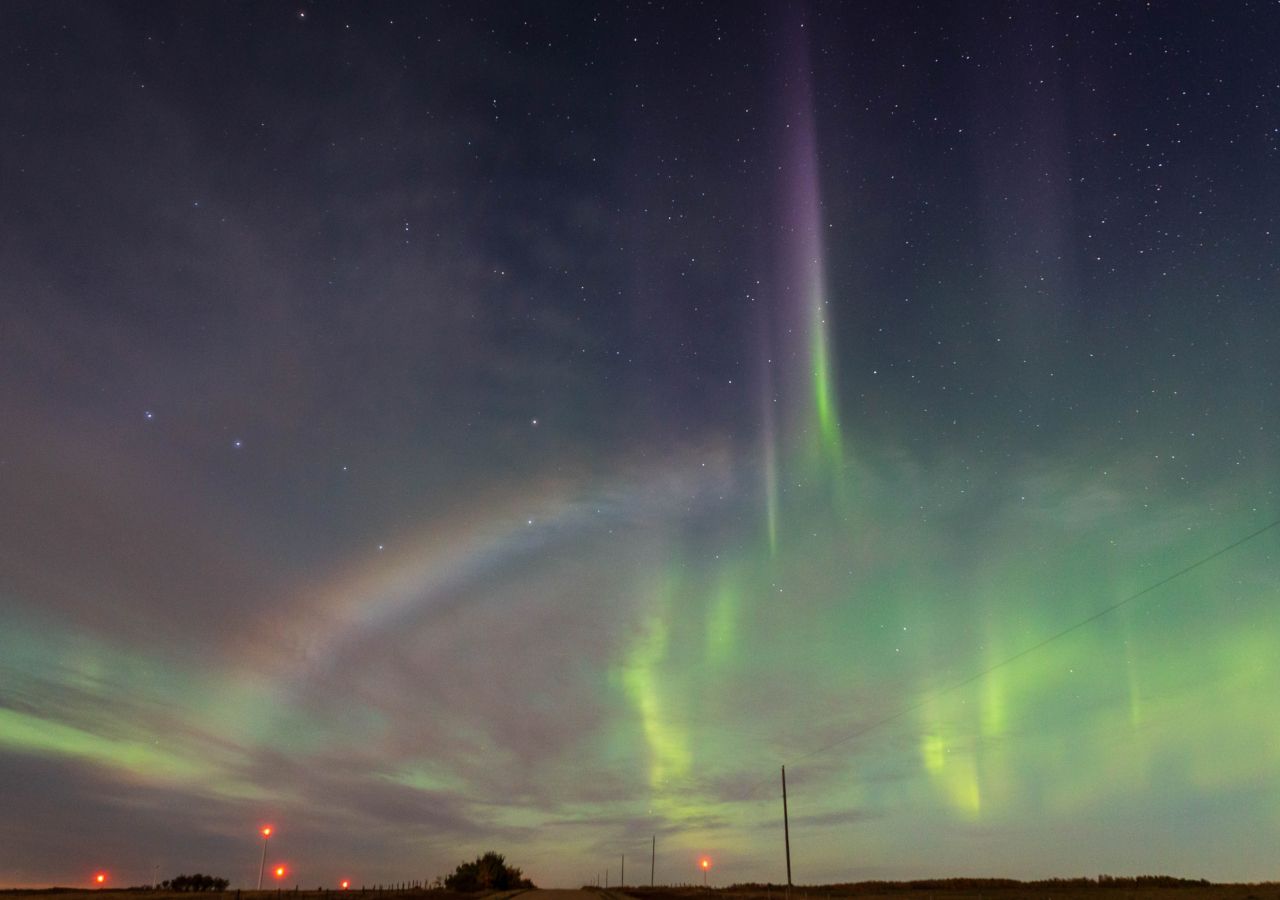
497 891 625 900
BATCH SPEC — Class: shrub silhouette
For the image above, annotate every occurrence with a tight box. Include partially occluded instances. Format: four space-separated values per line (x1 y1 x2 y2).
160 874 230 892
443 851 534 892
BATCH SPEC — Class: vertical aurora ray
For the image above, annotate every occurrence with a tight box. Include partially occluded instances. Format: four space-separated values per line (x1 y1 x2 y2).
761 367 780 556
1121 612 1145 729
809 304 843 471
749 16 850 566
773 19 849 511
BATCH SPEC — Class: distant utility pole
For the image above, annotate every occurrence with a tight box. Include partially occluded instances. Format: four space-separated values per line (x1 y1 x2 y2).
650 834 656 886
621 855 625 888
605 868 609 889
782 765 793 889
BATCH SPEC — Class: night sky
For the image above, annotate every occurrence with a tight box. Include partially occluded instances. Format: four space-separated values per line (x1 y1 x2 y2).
3 0 1279 889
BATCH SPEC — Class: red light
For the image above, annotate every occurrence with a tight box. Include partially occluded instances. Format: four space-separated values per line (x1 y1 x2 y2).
341 881 350 890
262 826 273 837
700 858 711 870
275 866 286 879
95 873 107 885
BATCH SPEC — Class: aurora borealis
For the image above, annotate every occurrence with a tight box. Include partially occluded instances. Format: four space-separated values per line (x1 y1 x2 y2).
3 0 1279 889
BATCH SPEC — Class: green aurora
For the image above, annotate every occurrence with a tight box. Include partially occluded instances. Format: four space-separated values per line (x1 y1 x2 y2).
2 0 1279 890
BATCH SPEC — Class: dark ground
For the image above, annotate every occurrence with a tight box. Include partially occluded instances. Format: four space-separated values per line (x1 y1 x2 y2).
7 883 1280 900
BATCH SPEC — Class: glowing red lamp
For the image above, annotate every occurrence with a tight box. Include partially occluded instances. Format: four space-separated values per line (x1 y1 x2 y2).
340 881 350 890
275 866 286 880
95 873 107 886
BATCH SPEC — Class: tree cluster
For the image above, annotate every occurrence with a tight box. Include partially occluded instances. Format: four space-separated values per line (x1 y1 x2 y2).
443 852 534 892
161 873 231 892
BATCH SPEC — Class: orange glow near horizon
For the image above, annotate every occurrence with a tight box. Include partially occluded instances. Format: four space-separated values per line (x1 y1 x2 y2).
95 873 107 885
340 881 350 890
275 866 286 880
700 858 711 870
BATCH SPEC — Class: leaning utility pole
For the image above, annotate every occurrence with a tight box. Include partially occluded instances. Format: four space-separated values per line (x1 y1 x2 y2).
782 765 793 889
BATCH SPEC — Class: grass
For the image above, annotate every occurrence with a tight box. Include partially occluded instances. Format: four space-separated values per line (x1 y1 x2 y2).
617 881 1280 900
5 882 1279 900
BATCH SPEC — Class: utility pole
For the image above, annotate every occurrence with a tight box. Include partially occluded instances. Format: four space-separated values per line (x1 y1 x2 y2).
258 829 271 891
782 765 793 890
621 855 625 888
650 834 655 886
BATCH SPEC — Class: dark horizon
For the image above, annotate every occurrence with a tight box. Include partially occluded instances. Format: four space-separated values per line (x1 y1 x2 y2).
6 875 1279 893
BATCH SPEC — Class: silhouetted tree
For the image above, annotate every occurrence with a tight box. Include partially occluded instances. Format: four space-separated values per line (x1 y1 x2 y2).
443 852 534 892
164 873 230 891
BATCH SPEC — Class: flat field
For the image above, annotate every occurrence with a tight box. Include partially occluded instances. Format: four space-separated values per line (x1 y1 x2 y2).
5 885 1279 900
620 883 1280 900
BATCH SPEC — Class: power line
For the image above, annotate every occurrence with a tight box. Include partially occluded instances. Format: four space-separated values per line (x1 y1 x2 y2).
739 513 1280 799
